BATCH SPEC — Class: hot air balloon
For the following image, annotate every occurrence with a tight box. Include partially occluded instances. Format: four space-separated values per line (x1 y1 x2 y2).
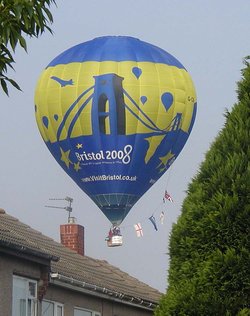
35 36 197 246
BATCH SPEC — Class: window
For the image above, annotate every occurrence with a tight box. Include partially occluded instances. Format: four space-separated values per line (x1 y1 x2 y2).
42 300 64 316
74 307 101 316
12 275 37 316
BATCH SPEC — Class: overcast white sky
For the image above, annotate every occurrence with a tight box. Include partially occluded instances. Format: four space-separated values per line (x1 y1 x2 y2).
0 1 249 293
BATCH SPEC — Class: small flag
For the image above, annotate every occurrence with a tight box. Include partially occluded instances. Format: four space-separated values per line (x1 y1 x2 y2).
149 215 158 231
160 211 165 224
134 223 143 237
164 190 173 202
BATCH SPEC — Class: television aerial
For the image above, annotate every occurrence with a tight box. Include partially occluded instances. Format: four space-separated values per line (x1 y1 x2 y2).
45 196 75 223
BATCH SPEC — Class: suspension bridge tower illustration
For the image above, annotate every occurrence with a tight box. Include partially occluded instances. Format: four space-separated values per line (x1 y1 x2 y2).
91 74 126 136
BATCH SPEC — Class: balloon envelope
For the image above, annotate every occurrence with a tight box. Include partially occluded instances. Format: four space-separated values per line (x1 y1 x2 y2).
35 36 197 226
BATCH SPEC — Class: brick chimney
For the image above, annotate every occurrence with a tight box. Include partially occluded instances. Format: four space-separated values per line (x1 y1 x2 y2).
60 218 84 256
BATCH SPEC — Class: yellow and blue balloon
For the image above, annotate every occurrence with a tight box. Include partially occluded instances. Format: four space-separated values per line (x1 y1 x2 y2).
35 36 197 226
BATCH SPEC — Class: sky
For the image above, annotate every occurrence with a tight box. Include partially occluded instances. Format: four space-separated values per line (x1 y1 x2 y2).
0 1 250 293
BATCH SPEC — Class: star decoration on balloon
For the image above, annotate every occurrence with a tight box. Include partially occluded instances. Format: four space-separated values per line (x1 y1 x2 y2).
76 143 83 149
157 151 175 172
60 148 72 168
74 162 81 172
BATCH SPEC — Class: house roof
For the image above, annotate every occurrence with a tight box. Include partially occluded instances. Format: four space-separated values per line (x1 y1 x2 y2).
0 208 162 309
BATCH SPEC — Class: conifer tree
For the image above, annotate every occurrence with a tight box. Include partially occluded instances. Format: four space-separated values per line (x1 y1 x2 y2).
155 58 250 316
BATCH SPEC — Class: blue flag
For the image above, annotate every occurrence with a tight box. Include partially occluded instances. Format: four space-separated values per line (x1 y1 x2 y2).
149 215 158 231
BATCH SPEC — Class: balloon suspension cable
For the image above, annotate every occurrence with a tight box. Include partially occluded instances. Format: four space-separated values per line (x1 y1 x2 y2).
45 196 74 223
165 164 173 191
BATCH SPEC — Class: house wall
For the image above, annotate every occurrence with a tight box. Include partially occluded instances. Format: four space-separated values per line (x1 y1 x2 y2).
0 253 154 316
43 284 154 316
0 252 41 316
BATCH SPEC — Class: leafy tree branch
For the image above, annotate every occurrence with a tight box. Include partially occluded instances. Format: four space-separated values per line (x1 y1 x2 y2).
0 0 56 95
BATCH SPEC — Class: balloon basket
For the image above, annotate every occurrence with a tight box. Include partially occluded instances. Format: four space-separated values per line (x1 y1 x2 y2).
106 235 123 247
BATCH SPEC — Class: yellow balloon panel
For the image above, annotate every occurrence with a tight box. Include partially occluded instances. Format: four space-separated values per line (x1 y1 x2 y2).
35 61 196 143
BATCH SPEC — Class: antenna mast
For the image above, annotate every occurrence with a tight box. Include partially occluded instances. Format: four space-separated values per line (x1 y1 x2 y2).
45 196 75 223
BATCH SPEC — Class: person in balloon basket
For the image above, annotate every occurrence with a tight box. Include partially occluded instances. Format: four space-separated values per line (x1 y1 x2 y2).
105 226 121 241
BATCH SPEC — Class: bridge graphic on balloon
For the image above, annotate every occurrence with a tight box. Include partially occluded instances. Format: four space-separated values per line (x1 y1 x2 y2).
47 72 183 170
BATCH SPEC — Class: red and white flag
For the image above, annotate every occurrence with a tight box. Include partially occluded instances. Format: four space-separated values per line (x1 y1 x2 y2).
134 223 143 237
164 190 173 203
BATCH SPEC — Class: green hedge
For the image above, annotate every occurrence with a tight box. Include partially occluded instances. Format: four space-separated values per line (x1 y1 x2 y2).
155 58 250 316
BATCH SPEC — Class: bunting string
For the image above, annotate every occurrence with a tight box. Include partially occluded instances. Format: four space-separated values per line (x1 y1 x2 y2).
119 189 174 238
114 168 175 238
